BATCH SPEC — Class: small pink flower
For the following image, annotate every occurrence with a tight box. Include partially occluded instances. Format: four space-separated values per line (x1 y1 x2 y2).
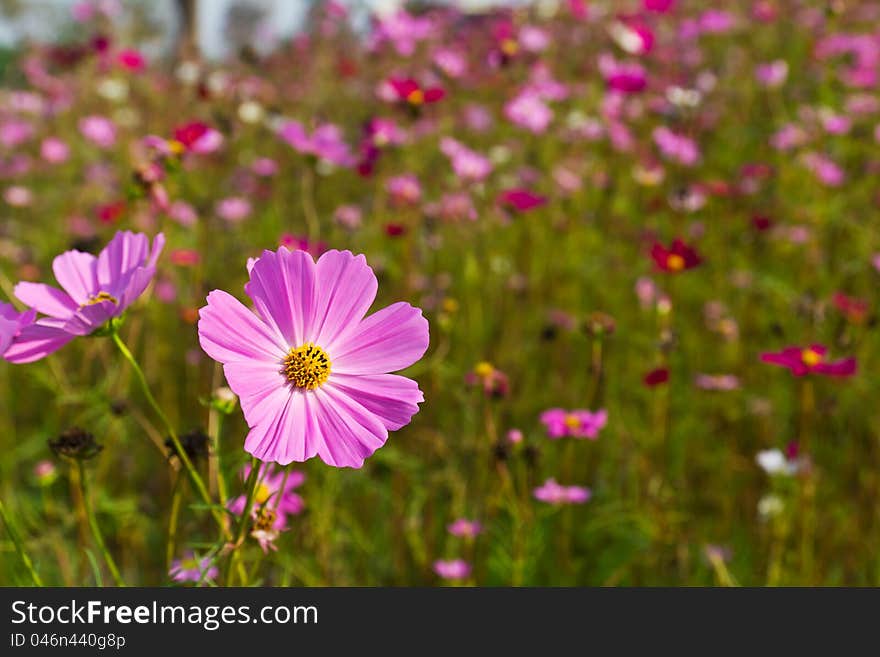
498 188 547 212
755 60 788 88
540 408 608 439
4 186 32 207
440 138 492 183
117 48 146 72
653 127 700 166
505 91 553 134
169 200 198 227
216 197 252 223
169 552 218 584
40 137 69 164
386 174 422 206
228 463 305 532
433 559 471 580
447 518 482 538
533 478 591 505
278 121 354 167
695 374 740 391
507 428 523 444
79 115 116 149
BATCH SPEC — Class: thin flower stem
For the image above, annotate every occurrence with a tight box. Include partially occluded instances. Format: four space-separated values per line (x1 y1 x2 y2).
110 331 227 535
225 458 261 586
301 165 320 242
0 497 44 586
166 473 183 569
76 461 125 587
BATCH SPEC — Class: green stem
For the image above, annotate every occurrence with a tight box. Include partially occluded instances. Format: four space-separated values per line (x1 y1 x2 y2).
301 165 320 242
111 331 226 534
166 474 183 569
0 497 44 586
76 461 125 587
225 458 261 586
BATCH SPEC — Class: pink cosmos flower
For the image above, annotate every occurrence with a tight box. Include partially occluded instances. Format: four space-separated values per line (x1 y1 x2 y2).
116 48 145 72
79 115 116 149
447 518 482 538
756 60 789 88
540 408 608 439
533 478 591 505
599 54 647 93
386 174 422 206
498 188 547 212
228 463 305 531
439 138 492 183
0 302 36 359
40 137 69 164
4 186 32 207
8 231 164 363
169 552 218 584
197 248 429 467
216 197 252 223
0 120 34 148
760 344 856 378
653 127 700 166
278 121 355 167
695 374 740 391
433 559 471 580
505 91 553 134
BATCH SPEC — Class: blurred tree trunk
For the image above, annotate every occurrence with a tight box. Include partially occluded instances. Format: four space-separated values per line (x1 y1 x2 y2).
175 0 199 61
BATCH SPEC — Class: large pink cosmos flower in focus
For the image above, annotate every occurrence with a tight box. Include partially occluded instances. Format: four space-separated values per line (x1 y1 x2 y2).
198 248 429 468
8 231 164 363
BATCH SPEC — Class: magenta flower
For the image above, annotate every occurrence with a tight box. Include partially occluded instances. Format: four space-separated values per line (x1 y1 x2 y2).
533 478 591 505
169 552 218 584
760 344 856 378
433 559 471 580
447 518 482 538
498 188 547 212
0 303 35 359
198 248 429 467
653 127 700 166
8 231 164 363
228 463 305 531
40 137 70 164
216 197 252 223
540 408 608 439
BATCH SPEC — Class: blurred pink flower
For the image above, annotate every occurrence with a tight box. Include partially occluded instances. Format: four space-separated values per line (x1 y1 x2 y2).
540 408 608 439
505 91 553 133
9 231 164 363
534 479 591 505
215 197 252 223
761 344 856 377
755 60 788 87
278 121 355 167
40 137 69 164
433 559 471 580
228 462 305 531
440 138 492 183
447 519 482 538
79 116 116 149
653 127 700 166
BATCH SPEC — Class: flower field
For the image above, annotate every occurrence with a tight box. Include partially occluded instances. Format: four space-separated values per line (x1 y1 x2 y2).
1 0 879 586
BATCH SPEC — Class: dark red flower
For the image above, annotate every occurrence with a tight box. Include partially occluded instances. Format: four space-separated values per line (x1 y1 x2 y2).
832 292 868 324
760 344 856 377
650 239 702 273
498 188 547 212
643 367 669 386
385 223 407 237
752 215 774 232
173 122 211 150
97 201 126 224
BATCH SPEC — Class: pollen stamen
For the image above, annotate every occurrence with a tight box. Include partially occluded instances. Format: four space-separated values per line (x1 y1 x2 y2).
283 343 331 390
82 291 119 307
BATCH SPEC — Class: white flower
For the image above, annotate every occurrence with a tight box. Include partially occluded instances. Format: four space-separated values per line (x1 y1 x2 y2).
758 494 784 518
756 449 797 476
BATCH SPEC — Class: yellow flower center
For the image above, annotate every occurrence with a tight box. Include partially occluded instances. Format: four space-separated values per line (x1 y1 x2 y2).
82 291 119 307
501 38 519 56
254 483 272 505
564 414 581 429
666 254 685 271
168 139 186 154
801 349 822 367
474 361 495 379
283 343 331 390
406 89 425 105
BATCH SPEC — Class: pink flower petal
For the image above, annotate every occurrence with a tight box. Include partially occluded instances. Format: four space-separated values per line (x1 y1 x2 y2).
313 250 378 348
96 230 149 294
332 302 429 375
14 282 77 318
223 360 289 427
329 373 424 431
52 250 97 305
245 247 316 347
2 322 74 363
198 290 287 363
313 386 388 468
